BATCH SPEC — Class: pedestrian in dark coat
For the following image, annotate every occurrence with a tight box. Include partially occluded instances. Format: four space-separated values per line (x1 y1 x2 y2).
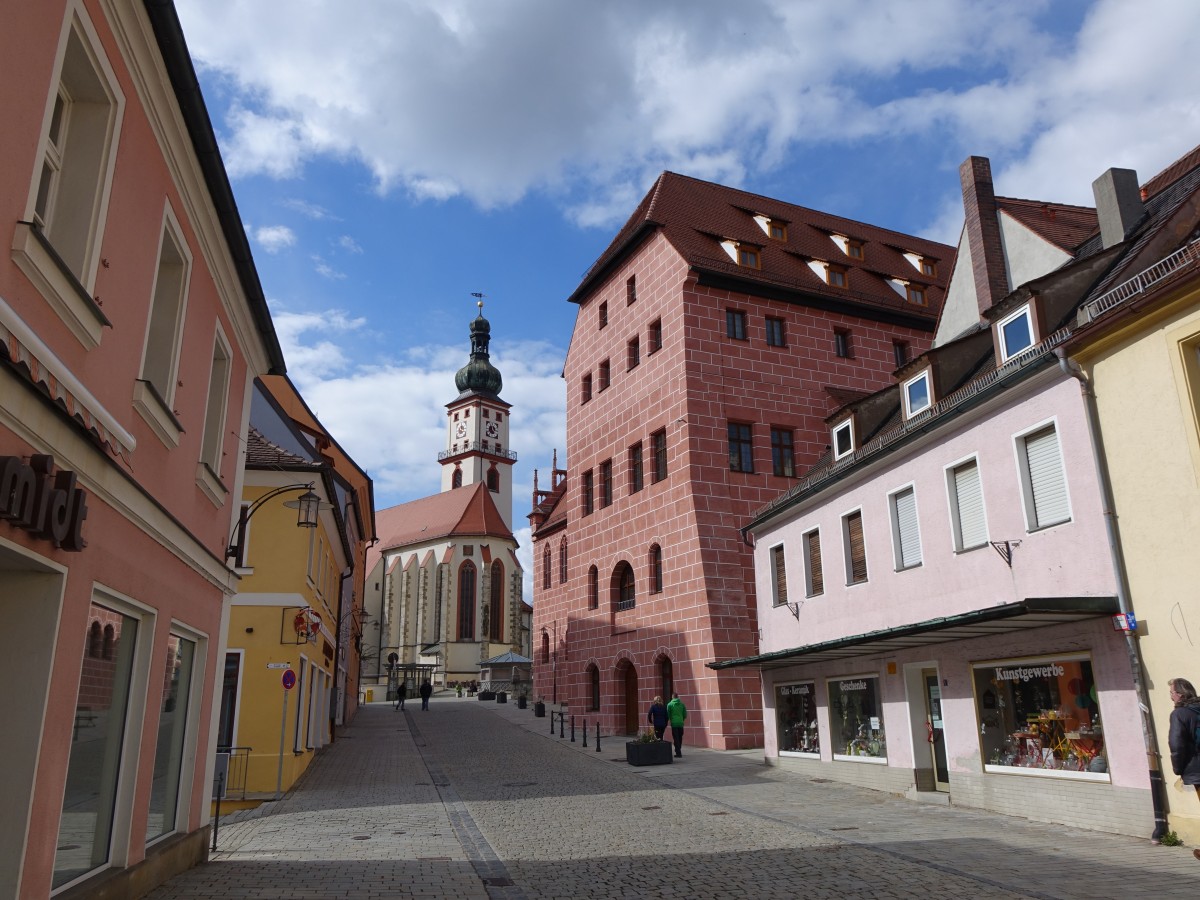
395 680 406 711
647 696 668 741
1167 677 1200 860
419 679 433 711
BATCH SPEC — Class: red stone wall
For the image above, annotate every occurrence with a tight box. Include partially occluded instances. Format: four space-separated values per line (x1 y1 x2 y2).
533 233 936 749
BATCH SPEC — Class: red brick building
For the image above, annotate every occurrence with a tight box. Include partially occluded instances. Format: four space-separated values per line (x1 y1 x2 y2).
530 173 952 749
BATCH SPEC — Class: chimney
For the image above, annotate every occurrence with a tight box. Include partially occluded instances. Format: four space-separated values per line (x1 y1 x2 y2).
960 157 1009 317
1092 168 1143 249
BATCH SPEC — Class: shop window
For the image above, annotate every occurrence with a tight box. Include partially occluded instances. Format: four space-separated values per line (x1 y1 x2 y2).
803 529 823 597
1017 423 1071 530
829 675 886 761
770 544 787 606
974 656 1107 777
146 634 196 842
776 682 819 755
629 441 644 493
770 427 794 477
54 601 140 888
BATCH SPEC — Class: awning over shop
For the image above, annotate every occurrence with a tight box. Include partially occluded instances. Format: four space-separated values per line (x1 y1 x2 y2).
708 596 1120 670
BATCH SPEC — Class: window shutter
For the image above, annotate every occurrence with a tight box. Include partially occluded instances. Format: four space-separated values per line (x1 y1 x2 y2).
953 461 987 549
846 512 867 583
772 545 787 605
806 531 823 596
894 488 921 568
1025 426 1069 527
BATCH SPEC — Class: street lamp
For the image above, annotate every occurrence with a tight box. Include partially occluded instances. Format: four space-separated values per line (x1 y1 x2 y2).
226 482 321 565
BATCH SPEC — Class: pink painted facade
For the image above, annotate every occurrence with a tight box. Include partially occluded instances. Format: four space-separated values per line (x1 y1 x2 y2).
0 2 283 896
531 174 951 749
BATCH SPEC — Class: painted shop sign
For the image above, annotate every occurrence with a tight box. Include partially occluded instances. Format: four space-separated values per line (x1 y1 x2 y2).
993 663 1066 683
779 684 811 696
0 454 88 551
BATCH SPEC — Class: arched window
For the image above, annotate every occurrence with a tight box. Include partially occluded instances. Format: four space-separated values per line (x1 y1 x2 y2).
489 560 504 641
452 466 463 488
457 562 476 640
102 623 116 660
587 566 598 609
558 538 568 583
541 632 550 664
649 544 663 593
659 656 673 702
589 663 601 710
614 562 635 611
88 621 102 658
542 545 552 590
486 465 499 492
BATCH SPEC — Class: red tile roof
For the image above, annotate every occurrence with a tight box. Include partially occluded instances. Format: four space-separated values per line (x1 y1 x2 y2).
371 483 514 563
569 171 952 323
997 198 1099 252
1141 142 1200 199
244 426 322 470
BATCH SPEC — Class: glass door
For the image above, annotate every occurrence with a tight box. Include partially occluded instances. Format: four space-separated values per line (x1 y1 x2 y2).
923 669 950 791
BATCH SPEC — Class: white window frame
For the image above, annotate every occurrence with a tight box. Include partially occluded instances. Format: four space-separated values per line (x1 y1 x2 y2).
197 324 233 505
888 484 922 571
945 455 989 552
14 3 125 350
769 543 788 607
833 419 855 460
802 527 823 598
841 507 868 586
902 370 932 418
1014 419 1072 531
997 305 1035 361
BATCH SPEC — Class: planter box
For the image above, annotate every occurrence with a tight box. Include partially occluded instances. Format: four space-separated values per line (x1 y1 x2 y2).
496 692 508 703
517 696 527 709
478 691 496 701
533 702 546 717
626 740 673 767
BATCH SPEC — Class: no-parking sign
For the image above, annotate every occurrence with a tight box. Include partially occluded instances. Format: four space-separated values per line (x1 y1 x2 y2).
282 668 297 690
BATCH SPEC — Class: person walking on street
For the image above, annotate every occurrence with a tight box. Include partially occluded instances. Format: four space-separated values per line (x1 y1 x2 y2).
419 679 433 711
1166 677 1200 859
394 680 406 711
666 692 687 757
647 695 668 741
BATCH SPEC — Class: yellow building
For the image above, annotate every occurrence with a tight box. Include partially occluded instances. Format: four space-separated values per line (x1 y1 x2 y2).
216 379 372 802
1065 147 1200 841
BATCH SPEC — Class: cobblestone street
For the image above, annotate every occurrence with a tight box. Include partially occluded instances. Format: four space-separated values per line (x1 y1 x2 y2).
149 698 1200 899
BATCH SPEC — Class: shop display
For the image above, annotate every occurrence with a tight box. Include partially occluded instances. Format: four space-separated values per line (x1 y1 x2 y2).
775 682 819 754
973 656 1107 775
829 675 886 759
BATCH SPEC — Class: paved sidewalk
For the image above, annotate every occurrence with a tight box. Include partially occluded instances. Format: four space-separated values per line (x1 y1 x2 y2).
147 695 1200 899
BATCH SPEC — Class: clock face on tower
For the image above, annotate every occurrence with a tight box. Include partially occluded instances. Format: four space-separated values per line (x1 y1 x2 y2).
485 421 499 439
455 421 467 439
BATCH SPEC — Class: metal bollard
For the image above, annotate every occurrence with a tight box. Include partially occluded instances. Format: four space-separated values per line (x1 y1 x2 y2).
559 710 565 738
550 710 556 735
595 721 601 752
570 715 576 742
211 771 224 852
583 719 588 747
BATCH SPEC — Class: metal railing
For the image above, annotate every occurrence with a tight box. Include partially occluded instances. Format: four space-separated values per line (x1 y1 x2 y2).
215 746 252 801
438 442 518 462
1078 237 1200 324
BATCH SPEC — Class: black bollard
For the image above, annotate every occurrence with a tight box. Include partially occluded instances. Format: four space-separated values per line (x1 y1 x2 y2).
570 715 576 742
583 719 588 747
595 721 601 752
550 710 555 735
559 710 565 738
211 771 224 851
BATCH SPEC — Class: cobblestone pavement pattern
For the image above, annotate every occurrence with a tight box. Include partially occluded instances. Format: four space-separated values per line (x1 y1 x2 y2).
149 696 1200 899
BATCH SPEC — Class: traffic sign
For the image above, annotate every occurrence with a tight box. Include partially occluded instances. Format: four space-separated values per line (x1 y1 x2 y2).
282 668 297 690
267 662 290 670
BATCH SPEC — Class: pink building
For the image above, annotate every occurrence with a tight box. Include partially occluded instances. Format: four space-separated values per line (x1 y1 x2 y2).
530 173 952 749
0 2 284 896
722 154 1198 837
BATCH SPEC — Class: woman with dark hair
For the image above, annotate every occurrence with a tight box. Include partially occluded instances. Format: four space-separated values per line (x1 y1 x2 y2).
1167 677 1200 859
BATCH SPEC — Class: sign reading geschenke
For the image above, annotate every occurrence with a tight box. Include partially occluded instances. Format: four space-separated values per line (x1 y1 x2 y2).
0 454 88 551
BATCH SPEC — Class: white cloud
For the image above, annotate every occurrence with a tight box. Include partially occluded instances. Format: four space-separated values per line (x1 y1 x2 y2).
254 224 296 253
311 255 346 280
177 0 1200 228
283 198 339 220
336 235 363 254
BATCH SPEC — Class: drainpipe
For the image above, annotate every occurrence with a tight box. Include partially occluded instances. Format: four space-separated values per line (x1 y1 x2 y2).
1056 348 1168 841
330 567 352 744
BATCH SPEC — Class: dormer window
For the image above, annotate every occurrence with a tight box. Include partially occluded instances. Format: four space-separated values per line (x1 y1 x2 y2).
833 419 855 460
920 258 937 277
846 239 864 260
753 214 788 241
903 371 932 418
997 305 1035 361
826 265 847 288
738 244 761 268
906 283 927 305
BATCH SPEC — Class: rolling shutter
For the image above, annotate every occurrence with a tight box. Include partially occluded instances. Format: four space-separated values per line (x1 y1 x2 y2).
805 531 824 596
846 512 867 584
953 460 987 549
1025 426 1069 528
771 545 787 605
893 487 921 568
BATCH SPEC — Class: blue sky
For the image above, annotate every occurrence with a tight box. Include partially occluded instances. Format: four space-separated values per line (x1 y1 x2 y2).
174 0 1200 590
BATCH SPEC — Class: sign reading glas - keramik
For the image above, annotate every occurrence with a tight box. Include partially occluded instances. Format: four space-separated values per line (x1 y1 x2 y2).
0 454 88 551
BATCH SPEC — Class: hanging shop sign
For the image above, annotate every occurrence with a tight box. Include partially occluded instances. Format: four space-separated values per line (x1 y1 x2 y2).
0 454 87 551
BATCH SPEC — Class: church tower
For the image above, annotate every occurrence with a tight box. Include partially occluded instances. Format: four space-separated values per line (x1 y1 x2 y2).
440 302 515 530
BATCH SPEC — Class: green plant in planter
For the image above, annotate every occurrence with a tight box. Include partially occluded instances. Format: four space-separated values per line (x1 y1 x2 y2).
1159 831 1183 847
633 729 659 743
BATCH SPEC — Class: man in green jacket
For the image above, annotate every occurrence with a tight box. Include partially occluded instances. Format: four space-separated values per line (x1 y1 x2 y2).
666 692 687 757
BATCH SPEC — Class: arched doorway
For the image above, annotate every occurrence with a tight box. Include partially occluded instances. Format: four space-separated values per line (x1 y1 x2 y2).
617 659 638 734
